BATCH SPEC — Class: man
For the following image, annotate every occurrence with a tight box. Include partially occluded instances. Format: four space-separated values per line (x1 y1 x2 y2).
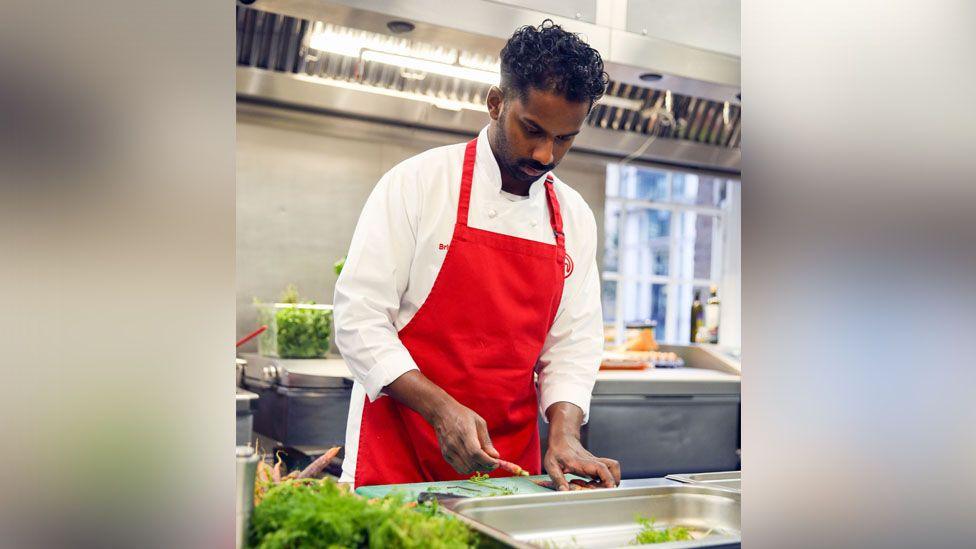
335 20 620 491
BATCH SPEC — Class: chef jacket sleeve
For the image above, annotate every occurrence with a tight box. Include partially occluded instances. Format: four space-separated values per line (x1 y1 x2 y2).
536 206 603 424
334 167 420 401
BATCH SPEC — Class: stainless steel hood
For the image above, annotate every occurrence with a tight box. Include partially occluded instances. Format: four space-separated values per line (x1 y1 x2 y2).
236 2 740 175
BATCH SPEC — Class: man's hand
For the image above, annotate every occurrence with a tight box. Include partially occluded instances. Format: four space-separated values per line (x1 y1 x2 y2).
384 370 499 475
429 400 500 475
543 402 621 490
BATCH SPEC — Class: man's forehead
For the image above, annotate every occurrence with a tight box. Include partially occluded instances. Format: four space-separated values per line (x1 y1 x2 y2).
510 88 589 134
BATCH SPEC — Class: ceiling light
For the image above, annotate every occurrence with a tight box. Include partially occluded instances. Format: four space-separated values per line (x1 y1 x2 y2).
361 50 500 85
639 73 663 82
386 20 415 34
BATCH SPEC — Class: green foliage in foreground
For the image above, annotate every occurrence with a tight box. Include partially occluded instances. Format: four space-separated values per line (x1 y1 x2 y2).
249 479 476 549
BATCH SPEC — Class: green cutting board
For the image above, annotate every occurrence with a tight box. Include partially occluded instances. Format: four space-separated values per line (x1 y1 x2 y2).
355 474 585 499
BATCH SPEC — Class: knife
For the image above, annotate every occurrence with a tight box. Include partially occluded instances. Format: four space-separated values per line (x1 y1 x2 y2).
417 491 468 504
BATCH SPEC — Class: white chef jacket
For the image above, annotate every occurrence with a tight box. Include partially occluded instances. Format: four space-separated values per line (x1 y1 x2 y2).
335 126 603 481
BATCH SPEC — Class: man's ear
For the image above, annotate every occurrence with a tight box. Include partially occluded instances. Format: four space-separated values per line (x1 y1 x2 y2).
486 86 504 120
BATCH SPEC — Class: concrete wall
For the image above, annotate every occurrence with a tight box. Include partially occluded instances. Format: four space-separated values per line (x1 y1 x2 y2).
236 105 609 348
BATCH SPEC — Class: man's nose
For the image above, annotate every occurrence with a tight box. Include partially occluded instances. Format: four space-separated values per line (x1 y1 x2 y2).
532 139 554 167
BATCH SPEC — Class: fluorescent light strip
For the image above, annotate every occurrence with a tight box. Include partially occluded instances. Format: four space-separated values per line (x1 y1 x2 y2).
361 50 500 86
308 28 456 64
597 95 644 111
291 72 488 112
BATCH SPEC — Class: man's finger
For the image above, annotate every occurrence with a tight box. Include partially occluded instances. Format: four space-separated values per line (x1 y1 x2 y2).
447 443 473 475
444 436 477 475
545 458 570 491
475 419 501 459
464 428 498 472
598 458 622 485
583 460 615 488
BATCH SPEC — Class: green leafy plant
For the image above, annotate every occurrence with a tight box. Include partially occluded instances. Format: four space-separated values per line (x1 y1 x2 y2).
255 285 332 359
631 516 693 544
334 256 346 276
249 478 477 548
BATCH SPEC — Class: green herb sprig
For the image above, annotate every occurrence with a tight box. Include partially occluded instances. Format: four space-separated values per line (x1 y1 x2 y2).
631 516 693 544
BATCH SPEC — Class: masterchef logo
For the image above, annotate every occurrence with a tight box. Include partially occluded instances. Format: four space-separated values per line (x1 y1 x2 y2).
564 253 574 278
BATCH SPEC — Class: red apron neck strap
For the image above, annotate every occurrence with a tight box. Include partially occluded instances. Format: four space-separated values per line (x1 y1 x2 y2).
457 138 478 227
544 175 565 249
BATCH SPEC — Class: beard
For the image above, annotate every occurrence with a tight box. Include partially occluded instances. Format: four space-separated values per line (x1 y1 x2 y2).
494 115 556 183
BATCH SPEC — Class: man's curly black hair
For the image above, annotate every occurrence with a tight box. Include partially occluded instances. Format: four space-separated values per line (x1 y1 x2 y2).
499 19 609 107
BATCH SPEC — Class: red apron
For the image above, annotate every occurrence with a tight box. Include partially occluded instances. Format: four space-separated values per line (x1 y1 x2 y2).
354 138 566 487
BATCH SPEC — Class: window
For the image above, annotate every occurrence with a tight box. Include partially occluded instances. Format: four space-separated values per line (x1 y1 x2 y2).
603 164 739 344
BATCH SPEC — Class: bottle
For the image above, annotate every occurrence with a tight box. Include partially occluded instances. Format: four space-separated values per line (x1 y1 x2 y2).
705 286 720 344
690 291 703 343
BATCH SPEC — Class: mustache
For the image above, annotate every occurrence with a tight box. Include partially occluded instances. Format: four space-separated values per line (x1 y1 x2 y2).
518 159 555 172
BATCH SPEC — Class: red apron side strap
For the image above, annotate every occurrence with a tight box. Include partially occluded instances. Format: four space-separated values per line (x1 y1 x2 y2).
456 138 478 228
544 175 565 250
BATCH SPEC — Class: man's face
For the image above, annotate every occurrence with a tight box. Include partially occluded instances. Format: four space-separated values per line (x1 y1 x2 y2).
488 87 590 183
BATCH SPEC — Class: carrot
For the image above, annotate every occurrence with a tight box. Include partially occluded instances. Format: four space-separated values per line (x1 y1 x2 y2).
256 460 274 484
496 459 530 476
569 478 604 490
254 459 276 505
272 451 284 483
529 478 556 490
297 446 341 479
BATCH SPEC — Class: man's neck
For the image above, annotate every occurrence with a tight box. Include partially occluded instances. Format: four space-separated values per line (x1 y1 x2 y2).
487 125 531 197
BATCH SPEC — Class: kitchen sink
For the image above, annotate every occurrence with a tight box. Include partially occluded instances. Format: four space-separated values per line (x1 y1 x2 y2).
442 485 740 548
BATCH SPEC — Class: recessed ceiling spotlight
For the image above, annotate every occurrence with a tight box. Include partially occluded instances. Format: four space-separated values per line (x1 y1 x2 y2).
639 73 663 82
386 20 415 34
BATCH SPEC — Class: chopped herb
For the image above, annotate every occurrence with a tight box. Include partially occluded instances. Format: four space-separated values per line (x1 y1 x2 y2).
466 472 517 496
631 516 693 544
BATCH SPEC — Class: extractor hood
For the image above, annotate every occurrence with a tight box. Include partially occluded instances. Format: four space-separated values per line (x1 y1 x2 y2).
236 1 740 175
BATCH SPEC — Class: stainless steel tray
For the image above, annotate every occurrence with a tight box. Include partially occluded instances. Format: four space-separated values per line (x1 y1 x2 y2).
665 471 740 492
442 485 740 548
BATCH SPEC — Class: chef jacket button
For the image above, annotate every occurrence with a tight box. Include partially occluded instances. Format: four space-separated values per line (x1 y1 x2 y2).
487 209 497 218
530 219 538 227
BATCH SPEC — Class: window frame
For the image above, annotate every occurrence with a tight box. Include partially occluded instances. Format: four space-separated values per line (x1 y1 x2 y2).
603 165 733 344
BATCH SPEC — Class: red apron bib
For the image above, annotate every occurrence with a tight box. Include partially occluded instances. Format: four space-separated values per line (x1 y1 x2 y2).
354 138 566 487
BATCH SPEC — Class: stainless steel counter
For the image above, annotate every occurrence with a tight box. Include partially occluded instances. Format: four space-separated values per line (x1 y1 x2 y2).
595 366 740 396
